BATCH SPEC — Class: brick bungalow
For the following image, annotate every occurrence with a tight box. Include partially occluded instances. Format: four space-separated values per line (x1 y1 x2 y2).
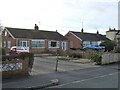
65 29 110 49
2 27 68 53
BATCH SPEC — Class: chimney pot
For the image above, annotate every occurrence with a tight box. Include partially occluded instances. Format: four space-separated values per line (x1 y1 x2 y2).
34 24 39 30
97 30 99 34
81 28 84 33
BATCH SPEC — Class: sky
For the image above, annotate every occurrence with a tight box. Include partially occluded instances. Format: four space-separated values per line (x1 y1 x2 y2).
0 0 119 35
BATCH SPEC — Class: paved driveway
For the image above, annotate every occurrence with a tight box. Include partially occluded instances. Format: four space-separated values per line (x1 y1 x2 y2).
30 56 99 75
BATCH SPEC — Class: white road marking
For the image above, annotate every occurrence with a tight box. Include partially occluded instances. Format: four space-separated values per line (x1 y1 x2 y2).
52 72 118 87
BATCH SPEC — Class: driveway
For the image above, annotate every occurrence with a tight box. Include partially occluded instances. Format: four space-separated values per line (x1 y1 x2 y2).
30 56 100 75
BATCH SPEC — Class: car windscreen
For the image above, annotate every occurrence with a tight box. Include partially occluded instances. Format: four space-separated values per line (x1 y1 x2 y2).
16 47 25 50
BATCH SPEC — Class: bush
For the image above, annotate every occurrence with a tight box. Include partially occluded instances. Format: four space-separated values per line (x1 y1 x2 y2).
0 47 6 55
68 50 82 58
90 53 102 65
114 47 120 53
100 41 116 52
2 52 34 62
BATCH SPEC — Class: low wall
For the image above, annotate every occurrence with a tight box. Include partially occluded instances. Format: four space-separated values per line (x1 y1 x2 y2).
1 53 34 79
102 53 120 64
2 58 29 79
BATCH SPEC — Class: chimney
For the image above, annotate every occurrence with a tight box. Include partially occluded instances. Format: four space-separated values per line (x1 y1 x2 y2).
81 28 84 33
109 27 111 31
34 24 39 30
97 30 99 35
56 29 57 32
114 28 115 30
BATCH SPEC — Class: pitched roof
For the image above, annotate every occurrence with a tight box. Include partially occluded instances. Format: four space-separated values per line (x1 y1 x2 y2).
5 27 67 41
70 31 110 41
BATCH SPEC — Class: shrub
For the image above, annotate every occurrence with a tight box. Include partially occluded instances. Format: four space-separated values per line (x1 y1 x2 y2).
68 50 82 58
100 41 116 52
2 52 34 62
90 53 102 65
114 47 120 53
0 47 6 55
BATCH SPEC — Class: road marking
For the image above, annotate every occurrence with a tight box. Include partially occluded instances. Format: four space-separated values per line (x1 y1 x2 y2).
51 72 118 88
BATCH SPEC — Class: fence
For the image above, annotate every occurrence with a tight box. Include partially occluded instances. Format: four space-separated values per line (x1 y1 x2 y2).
102 53 120 64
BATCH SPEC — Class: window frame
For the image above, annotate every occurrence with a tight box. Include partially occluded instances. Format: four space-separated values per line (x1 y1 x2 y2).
48 40 59 48
31 39 45 48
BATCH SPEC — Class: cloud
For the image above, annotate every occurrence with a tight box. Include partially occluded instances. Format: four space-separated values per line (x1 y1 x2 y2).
0 0 119 35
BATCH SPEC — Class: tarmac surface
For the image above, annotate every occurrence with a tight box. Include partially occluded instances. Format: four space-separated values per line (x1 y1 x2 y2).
2 56 119 89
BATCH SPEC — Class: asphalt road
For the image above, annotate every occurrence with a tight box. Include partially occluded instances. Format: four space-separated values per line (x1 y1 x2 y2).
48 64 119 88
31 57 99 75
31 57 119 88
2 56 119 89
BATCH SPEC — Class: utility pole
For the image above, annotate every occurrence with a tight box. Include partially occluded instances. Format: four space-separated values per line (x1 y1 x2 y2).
55 49 59 72
55 54 59 72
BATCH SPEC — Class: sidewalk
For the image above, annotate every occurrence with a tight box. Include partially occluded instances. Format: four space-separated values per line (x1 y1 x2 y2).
2 72 59 89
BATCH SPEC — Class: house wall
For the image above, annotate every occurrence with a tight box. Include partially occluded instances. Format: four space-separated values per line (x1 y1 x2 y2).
106 31 117 41
65 32 82 49
2 31 68 53
2 31 16 52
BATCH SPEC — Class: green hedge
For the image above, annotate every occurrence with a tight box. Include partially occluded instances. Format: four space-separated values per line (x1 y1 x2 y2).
2 53 34 62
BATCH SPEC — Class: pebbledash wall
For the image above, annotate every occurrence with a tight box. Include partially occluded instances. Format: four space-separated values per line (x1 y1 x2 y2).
1 58 30 79
102 53 120 64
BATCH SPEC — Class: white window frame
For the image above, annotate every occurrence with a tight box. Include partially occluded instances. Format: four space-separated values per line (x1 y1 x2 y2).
48 40 59 48
32 39 45 48
8 41 11 48
19 40 28 47
83 41 90 46
4 41 6 47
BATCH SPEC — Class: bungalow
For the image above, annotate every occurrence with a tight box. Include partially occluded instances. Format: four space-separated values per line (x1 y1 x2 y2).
65 29 110 49
2 26 68 53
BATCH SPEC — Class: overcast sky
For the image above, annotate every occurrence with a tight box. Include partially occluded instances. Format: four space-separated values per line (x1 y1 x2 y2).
0 0 119 35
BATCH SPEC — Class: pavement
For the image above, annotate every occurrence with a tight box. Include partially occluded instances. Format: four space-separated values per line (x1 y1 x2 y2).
2 55 119 89
2 63 119 89
2 72 59 89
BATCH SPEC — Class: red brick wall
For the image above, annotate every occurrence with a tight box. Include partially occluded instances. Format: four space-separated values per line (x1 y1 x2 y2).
2 30 67 53
65 32 82 49
2 32 16 52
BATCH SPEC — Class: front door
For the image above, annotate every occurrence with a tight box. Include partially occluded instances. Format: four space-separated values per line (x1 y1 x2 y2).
62 42 67 50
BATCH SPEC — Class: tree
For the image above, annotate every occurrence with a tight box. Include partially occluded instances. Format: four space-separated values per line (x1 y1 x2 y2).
100 41 116 52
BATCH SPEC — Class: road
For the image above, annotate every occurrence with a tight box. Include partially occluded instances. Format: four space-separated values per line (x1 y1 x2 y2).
31 56 99 75
31 57 119 88
2 56 119 89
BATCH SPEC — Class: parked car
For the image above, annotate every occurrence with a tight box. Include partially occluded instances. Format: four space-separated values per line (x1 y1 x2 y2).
9 46 29 54
83 45 105 51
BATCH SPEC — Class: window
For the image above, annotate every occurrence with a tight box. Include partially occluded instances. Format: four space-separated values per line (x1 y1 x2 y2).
49 41 59 48
8 41 11 48
83 41 90 46
19 41 28 47
51 42 57 47
4 41 6 47
32 40 45 48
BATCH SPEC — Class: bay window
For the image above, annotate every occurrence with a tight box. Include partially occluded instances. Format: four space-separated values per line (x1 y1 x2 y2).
32 40 45 48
